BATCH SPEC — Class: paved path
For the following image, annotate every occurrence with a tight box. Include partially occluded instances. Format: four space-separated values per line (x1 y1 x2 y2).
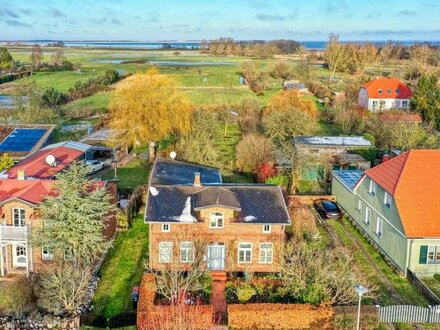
210 272 227 326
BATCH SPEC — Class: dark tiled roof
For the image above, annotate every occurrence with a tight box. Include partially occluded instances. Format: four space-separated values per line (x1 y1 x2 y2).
150 158 222 185
193 187 241 211
145 184 291 224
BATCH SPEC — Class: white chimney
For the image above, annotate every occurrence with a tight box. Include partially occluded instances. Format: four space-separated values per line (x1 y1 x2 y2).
17 169 26 180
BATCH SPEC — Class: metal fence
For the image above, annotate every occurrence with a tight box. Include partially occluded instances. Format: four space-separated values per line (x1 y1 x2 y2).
379 305 440 323
80 312 137 328
407 269 440 305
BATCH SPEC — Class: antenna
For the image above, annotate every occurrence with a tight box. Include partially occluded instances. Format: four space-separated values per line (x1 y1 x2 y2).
45 154 57 167
169 151 176 160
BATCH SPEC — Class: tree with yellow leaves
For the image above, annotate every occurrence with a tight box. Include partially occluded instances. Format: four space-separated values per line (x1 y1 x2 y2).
109 69 193 161
264 89 318 119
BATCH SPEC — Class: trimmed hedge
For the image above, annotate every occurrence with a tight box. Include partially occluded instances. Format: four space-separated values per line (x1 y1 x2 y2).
228 303 334 330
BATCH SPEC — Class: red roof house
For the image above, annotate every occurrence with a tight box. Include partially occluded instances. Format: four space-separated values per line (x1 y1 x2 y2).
358 78 412 111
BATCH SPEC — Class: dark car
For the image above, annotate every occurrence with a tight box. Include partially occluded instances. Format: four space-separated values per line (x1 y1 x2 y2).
314 200 342 219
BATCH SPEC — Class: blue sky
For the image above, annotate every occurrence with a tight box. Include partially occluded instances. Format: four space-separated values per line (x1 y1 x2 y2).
0 0 439 41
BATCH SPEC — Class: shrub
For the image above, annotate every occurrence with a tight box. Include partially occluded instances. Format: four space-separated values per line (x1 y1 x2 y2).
0 279 34 317
257 161 277 183
237 284 256 303
265 90 318 119
266 174 289 189
40 87 67 109
434 274 440 282
225 282 238 304
236 134 276 175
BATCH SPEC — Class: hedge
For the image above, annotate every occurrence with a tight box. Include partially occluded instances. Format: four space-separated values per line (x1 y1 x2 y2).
228 303 334 330
137 273 213 330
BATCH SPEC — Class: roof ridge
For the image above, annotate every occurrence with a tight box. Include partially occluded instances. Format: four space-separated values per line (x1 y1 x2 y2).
364 151 408 177
393 149 414 197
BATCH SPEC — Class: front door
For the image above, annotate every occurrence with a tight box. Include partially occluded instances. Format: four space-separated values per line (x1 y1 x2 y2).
208 244 225 270
13 245 27 268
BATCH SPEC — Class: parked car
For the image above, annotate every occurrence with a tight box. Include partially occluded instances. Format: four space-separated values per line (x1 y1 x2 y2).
85 160 105 174
314 200 342 219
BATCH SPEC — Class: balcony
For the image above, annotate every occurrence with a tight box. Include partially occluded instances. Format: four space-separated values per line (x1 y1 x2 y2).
0 225 28 242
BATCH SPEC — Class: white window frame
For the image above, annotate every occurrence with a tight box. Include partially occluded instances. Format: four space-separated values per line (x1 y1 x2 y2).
402 100 408 108
376 217 383 238
427 246 440 263
263 224 271 233
365 207 371 226
259 243 273 264
42 246 54 261
12 208 26 227
369 179 377 196
159 242 173 263
162 223 170 232
357 199 362 212
384 192 392 208
238 242 252 264
210 212 224 229
180 242 194 263
64 247 74 261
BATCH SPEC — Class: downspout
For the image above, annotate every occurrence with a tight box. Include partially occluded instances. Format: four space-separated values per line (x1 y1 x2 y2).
405 238 413 277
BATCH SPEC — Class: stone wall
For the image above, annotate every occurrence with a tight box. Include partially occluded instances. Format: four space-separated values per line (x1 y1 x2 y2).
0 314 80 330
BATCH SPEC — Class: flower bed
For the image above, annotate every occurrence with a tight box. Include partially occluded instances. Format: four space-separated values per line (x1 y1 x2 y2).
228 303 334 330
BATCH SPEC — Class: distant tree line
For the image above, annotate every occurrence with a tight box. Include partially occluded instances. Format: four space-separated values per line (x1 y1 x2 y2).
201 37 301 58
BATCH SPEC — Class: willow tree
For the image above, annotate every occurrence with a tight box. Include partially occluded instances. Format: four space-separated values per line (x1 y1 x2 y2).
109 69 193 161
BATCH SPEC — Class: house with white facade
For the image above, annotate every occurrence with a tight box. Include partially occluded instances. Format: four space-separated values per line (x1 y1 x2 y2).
358 78 412 111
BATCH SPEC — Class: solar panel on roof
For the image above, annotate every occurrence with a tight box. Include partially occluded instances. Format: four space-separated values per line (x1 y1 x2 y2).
0 128 47 153
333 170 363 189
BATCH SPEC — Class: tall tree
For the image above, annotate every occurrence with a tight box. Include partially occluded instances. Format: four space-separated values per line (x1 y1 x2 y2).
109 69 193 161
30 44 43 70
325 33 349 81
0 153 14 171
0 47 13 69
411 74 440 127
51 49 65 66
33 162 115 265
265 89 318 118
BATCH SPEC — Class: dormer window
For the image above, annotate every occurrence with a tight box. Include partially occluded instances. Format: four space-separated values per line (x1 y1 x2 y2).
378 89 382 94
263 224 271 233
386 89 391 94
210 212 224 228
395 89 399 94
162 223 170 232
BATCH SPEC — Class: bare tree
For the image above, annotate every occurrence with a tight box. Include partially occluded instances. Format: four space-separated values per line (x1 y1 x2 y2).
30 44 43 71
325 34 349 81
236 134 276 174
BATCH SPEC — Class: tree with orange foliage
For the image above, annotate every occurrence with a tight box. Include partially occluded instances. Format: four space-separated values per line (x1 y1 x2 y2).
109 69 193 161
264 90 318 119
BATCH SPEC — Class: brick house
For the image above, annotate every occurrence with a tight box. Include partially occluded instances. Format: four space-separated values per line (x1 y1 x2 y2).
0 179 117 278
145 158 291 274
358 77 412 111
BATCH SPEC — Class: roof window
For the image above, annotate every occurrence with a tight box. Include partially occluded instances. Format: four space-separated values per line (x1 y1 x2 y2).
386 89 391 94
395 89 399 94
378 89 382 94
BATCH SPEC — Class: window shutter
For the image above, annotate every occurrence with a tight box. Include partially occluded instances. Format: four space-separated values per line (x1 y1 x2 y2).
419 246 428 264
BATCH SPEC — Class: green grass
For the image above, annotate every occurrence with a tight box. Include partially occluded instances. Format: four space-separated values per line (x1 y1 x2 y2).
63 92 111 113
103 158 150 190
328 217 427 306
92 214 149 317
422 277 440 298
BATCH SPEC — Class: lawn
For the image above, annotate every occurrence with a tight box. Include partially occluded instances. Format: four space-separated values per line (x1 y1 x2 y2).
103 158 150 190
327 217 427 306
91 214 148 317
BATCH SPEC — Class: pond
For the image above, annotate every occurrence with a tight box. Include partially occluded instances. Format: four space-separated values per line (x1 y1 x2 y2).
94 59 132 64
147 60 233 66
0 95 14 109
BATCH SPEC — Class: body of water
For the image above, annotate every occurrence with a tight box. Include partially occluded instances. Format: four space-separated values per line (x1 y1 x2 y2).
2 40 440 51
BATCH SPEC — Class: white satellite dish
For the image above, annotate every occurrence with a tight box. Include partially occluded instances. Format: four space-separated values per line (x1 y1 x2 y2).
45 154 57 166
169 151 177 160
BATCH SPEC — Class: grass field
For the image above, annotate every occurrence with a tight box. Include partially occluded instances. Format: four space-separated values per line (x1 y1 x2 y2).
103 158 150 190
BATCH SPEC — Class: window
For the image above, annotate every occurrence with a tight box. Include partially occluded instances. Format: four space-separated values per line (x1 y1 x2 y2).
64 247 74 261
42 246 54 261
427 246 440 263
238 243 252 263
162 223 170 232
259 243 273 264
372 100 378 109
365 207 371 226
402 100 408 108
263 224 271 233
13 208 26 227
180 242 194 263
395 89 399 94
386 89 391 94
210 212 224 228
378 89 382 94
376 217 383 237
384 192 392 208
369 179 377 196
357 199 362 212
159 242 173 263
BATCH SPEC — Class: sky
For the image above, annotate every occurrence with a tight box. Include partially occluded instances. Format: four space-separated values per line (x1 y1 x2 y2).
0 0 439 41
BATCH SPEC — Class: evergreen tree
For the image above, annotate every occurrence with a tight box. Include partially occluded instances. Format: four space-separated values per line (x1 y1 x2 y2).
411 74 440 128
0 47 13 69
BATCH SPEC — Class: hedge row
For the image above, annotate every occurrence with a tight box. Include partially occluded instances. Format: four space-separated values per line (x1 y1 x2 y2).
137 273 213 330
228 303 334 330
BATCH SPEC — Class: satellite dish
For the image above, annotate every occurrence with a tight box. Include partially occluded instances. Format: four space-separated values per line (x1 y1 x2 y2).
169 151 176 160
45 154 57 166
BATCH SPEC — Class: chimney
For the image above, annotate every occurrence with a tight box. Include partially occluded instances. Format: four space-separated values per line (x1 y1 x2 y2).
382 154 390 163
194 172 201 186
17 169 26 180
